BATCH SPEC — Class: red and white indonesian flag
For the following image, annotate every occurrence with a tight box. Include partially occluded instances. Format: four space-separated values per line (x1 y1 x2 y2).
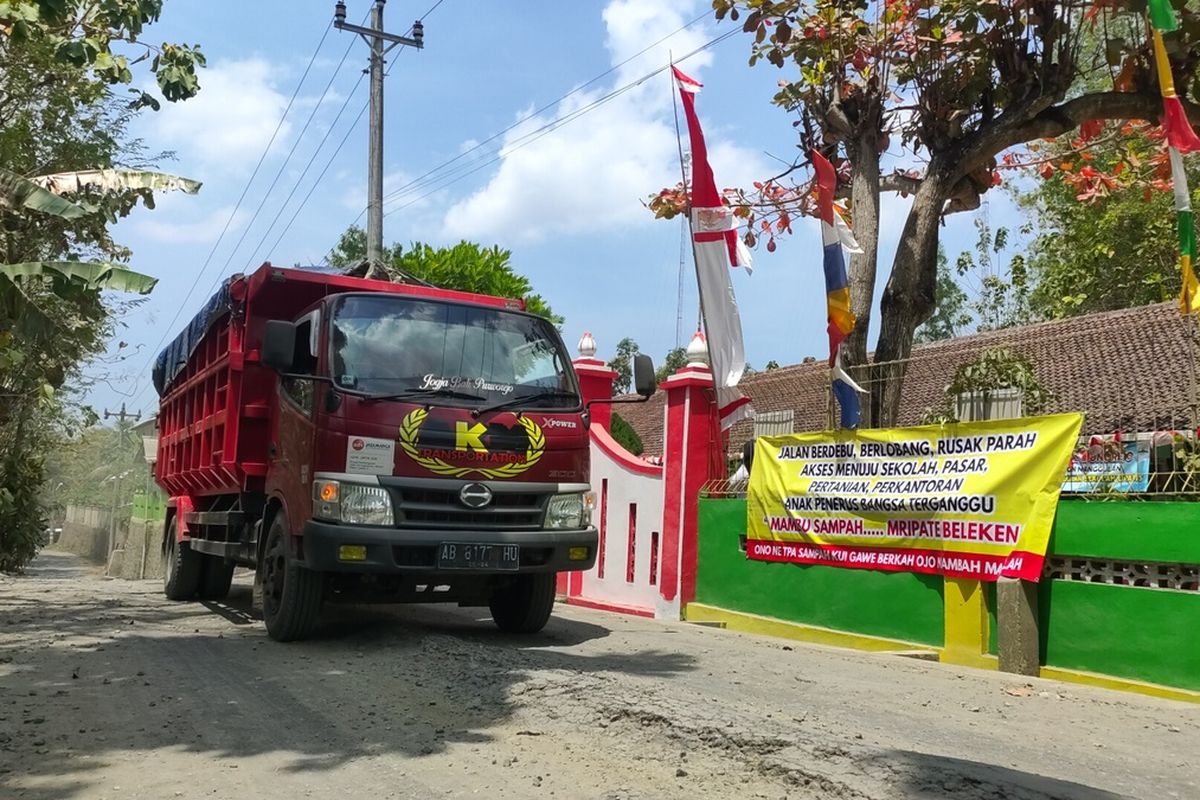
673 66 752 430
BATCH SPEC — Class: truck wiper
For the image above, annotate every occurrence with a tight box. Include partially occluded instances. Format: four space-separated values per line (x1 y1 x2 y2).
359 387 486 404
472 389 579 417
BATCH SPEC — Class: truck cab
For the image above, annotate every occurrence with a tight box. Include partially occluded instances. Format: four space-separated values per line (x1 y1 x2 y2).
154 265 655 641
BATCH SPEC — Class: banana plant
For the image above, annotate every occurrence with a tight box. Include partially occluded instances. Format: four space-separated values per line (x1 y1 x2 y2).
0 166 196 361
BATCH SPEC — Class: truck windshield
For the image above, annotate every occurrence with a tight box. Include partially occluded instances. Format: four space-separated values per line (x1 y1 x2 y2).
330 294 579 409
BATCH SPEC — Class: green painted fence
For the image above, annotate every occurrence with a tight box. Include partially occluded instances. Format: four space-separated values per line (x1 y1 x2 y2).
1041 499 1200 691
696 497 945 647
696 495 1200 692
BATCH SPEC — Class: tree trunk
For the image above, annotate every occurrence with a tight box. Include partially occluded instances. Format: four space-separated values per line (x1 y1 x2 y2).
842 132 881 371
872 169 949 426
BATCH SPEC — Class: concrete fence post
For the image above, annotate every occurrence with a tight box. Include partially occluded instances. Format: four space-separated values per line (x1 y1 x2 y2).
997 578 1040 676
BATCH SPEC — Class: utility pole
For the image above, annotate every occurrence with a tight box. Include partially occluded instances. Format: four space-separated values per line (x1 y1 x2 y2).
102 404 139 560
103 402 141 427
334 1 424 273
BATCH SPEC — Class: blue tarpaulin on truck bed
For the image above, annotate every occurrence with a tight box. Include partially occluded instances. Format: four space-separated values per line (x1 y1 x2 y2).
152 278 235 397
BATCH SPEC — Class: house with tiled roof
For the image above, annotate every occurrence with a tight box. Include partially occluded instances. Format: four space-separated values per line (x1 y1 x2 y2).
618 301 1198 458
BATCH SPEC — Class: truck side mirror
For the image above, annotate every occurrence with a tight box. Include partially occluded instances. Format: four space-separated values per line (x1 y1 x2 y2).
633 354 656 398
262 320 297 372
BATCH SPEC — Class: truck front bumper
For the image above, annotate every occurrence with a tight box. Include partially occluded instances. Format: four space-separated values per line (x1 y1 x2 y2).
300 520 598 574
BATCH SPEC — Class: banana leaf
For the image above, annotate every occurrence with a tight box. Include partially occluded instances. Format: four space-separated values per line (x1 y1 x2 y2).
31 169 202 197
0 168 87 219
0 261 157 294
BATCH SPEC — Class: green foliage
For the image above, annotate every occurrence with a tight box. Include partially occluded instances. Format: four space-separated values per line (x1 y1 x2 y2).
923 347 1053 424
655 347 687 382
610 411 644 456
0 442 46 572
916 246 970 343
604 339 690 391
764 360 780 371
1016 128 1199 319
43 422 145 510
0 0 205 107
328 227 561 324
607 337 638 394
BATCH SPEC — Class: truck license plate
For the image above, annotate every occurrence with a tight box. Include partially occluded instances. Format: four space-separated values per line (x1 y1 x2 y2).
437 543 519 570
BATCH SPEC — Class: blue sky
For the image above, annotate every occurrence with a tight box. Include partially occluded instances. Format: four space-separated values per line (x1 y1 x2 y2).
94 0 1020 416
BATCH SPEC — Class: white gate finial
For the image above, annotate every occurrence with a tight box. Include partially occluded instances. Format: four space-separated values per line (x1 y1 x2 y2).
578 331 597 358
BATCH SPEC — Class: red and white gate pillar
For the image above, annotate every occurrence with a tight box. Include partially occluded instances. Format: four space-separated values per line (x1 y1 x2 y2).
561 332 619 596
572 331 617 433
657 337 722 619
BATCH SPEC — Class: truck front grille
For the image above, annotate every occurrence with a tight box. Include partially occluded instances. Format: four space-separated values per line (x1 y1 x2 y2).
394 487 547 530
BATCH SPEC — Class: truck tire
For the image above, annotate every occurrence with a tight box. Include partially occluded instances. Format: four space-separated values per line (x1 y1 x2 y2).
489 573 556 634
259 513 323 642
198 556 235 600
163 517 202 601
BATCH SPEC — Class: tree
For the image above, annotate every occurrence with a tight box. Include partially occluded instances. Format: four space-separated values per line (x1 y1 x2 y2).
607 337 639 394
328 227 560 324
655 347 688 383
662 0 1200 424
915 247 970 343
610 411 644 456
764 360 780 371
0 4 204 571
1016 123 1200 318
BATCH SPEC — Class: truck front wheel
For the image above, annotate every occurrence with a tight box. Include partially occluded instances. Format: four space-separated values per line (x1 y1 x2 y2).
489 573 556 634
163 517 202 601
259 513 323 642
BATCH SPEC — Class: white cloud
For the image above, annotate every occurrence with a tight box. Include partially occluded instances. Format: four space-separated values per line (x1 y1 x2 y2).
148 59 290 169
440 0 767 244
133 205 249 244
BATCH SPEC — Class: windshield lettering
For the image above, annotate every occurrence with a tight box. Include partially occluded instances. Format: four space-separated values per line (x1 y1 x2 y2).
419 374 515 395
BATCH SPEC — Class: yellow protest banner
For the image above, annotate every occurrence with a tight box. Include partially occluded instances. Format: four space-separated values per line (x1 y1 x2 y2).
746 413 1083 581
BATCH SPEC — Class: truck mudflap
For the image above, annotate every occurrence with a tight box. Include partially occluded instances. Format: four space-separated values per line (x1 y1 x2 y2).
299 520 598 574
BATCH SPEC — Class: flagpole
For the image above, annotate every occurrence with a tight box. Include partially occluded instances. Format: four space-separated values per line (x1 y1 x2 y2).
669 55 711 347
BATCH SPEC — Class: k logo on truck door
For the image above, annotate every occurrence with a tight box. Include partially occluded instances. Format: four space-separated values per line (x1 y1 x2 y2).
397 408 545 479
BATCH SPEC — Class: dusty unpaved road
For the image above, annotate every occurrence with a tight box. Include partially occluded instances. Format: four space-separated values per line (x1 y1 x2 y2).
1 552 1197 800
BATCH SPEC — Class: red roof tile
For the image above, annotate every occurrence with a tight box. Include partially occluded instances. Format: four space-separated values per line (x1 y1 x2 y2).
617 302 1197 457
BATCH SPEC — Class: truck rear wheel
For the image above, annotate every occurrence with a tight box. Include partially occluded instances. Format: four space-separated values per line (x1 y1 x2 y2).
163 517 202 601
198 556 235 600
259 514 323 642
489 573 556 634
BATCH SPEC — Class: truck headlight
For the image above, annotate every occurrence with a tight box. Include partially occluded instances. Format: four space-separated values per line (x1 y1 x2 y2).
545 492 588 529
313 480 393 526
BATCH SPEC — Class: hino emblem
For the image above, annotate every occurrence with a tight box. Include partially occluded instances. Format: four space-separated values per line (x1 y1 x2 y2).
459 482 493 509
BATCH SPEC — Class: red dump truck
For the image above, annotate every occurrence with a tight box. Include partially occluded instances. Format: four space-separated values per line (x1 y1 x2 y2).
153 264 654 641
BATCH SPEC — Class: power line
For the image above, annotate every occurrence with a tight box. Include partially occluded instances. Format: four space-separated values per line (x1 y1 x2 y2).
120 24 335 407
238 71 367 272
268 94 370 265
376 28 740 221
245 5 439 270
369 10 712 217
199 23 361 295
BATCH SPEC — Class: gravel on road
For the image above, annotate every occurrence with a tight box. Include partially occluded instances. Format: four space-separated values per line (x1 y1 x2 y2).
1 551 1197 799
